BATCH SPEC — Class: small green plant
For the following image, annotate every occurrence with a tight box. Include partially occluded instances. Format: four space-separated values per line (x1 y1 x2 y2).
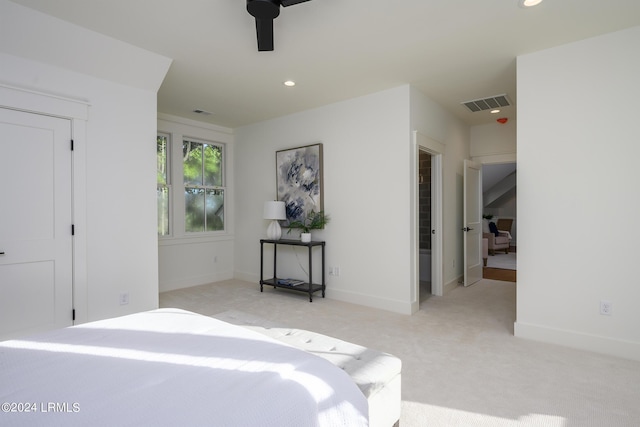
482 214 494 220
287 210 330 234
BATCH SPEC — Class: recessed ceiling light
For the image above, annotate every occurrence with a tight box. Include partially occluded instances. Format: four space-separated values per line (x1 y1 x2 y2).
491 109 500 114
519 0 543 7
283 80 296 87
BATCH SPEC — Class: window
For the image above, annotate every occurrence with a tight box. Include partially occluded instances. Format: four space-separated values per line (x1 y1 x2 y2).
183 139 225 232
157 133 170 236
157 132 227 237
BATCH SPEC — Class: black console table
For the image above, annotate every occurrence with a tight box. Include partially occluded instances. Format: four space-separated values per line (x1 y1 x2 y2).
259 239 325 302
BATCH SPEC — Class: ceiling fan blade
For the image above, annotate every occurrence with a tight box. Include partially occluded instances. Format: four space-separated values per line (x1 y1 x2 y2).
281 0 311 7
255 18 274 51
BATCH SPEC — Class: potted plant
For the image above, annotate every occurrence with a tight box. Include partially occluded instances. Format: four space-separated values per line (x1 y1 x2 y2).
287 210 330 242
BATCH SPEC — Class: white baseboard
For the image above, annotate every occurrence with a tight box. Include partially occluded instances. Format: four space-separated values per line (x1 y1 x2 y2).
234 271 259 284
514 321 640 362
159 271 234 293
235 271 413 315
327 288 413 315
444 276 461 294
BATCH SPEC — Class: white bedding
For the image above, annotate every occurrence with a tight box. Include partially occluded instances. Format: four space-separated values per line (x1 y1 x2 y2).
0 308 368 426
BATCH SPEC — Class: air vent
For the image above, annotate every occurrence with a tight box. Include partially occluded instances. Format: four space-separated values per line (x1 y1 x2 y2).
461 94 511 113
193 109 213 116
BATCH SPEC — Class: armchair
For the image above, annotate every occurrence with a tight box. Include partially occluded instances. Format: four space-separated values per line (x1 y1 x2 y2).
483 218 513 255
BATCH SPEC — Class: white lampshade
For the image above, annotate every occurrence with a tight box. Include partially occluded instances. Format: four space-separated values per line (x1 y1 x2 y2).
264 201 286 240
263 201 286 220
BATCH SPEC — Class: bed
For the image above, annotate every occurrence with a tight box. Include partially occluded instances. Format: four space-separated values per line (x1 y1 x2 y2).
0 308 368 426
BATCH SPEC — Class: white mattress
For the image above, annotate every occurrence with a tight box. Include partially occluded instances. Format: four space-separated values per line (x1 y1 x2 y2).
0 308 368 426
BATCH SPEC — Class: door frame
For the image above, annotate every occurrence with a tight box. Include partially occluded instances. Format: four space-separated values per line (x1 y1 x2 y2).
475 155 517 263
0 83 89 324
411 131 444 313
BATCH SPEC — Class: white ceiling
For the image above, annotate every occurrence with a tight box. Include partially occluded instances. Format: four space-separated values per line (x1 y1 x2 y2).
10 0 640 128
482 163 516 193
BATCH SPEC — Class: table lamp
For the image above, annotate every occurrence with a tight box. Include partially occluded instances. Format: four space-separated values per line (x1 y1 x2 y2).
263 201 286 240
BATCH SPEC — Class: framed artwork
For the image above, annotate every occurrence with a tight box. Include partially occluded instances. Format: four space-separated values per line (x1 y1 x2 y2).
276 143 323 226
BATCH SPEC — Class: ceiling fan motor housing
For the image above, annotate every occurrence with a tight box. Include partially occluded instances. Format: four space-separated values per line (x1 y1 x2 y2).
247 0 281 19
247 0 311 51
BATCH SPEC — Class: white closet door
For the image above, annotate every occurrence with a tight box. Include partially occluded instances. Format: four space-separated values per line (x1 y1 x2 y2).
0 108 73 339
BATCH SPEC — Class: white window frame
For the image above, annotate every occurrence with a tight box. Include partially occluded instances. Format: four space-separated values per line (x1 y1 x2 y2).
157 114 234 243
182 137 226 234
157 132 172 238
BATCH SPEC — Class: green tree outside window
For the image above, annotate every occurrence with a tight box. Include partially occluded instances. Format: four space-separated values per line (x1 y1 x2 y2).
183 140 224 232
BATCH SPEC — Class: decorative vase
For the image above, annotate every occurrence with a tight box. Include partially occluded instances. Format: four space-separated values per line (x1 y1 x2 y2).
300 232 311 243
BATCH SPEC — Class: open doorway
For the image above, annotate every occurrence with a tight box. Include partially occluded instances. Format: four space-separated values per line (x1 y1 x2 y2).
481 162 516 281
418 150 432 301
413 132 444 310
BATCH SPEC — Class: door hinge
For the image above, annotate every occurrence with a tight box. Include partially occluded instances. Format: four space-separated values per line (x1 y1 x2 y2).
71 224 75 235
71 139 74 151
72 309 76 321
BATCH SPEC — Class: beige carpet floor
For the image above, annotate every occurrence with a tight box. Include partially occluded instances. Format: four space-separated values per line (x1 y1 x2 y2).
160 279 640 426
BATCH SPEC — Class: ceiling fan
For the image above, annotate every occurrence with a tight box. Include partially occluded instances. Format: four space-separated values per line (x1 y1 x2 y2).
246 0 312 51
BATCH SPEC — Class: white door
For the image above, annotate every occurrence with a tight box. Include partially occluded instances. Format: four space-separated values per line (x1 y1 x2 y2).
463 159 482 286
0 108 73 339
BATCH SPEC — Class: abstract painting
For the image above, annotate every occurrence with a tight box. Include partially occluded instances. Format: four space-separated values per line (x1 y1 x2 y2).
276 143 323 226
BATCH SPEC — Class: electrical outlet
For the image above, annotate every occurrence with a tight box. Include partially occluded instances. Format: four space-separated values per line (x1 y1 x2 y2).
329 267 340 276
119 292 129 305
600 300 612 316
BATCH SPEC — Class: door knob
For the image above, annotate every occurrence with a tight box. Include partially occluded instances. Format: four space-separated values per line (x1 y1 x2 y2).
462 227 473 232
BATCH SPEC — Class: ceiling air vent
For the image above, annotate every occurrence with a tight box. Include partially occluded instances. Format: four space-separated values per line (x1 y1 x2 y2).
461 94 511 113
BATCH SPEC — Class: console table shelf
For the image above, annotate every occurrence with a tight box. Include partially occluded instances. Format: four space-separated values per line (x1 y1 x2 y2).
259 239 326 302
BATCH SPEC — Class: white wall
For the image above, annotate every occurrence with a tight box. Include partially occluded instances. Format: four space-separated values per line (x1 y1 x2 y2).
234 85 469 313
157 114 235 292
0 1 171 323
516 26 640 360
470 120 516 163
410 87 470 291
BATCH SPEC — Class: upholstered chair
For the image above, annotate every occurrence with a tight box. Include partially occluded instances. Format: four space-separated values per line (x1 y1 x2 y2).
483 219 512 255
